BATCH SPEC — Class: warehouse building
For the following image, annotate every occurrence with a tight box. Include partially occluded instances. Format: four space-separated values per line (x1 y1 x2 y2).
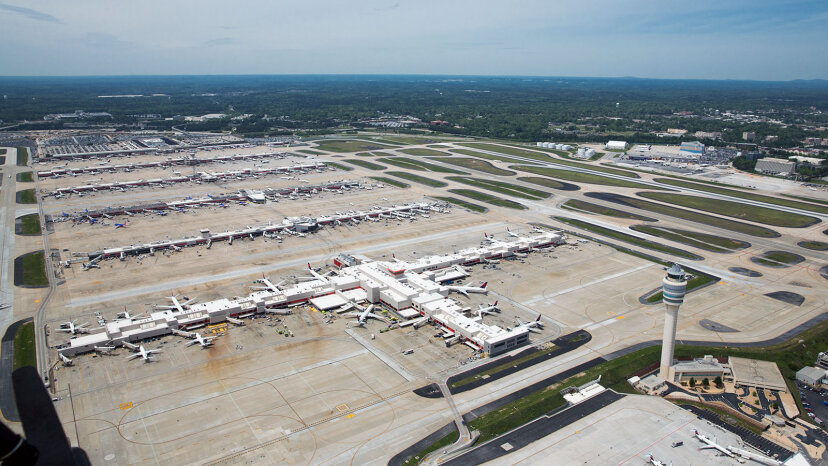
796 366 827 387
754 158 796 176
605 140 628 150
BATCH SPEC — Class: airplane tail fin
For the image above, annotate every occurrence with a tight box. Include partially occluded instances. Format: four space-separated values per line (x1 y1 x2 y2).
493 301 497 306
481 282 488 289
535 314 542 322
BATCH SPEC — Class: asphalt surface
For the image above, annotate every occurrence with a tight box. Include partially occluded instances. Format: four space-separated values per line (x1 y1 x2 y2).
797 381 828 426
0 318 30 422
444 390 625 465
680 404 793 460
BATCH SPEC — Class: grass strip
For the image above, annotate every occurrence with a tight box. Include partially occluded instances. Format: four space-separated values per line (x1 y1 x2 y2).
17 172 33 182
631 225 750 253
402 431 459 466
314 139 398 153
518 176 579 191
19 214 41 235
449 148 530 165
297 149 326 155
17 147 28 166
20 251 48 286
561 199 655 221
449 189 526 210
13 322 36 369
433 196 487 213
398 148 450 157
512 165 656 189
343 159 387 171
378 157 466 173
584 192 780 238
639 192 820 228
432 157 515 176
446 177 549 200
451 346 558 389
554 217 702 260
369 176 409 188
387 171 447 187
654 178 828 215
16 188 37 204
797 240 828 251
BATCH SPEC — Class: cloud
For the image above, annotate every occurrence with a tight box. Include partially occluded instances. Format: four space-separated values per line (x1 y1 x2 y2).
0 2 61 23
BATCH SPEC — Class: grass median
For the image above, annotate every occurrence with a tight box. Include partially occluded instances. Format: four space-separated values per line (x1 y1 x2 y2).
446 177 549 200
323 161 354 171
16 171 33 182
16 188 37 204
433 196 487 213
398 148 450 157
13 322 36 369
17 147 28 166
639 192 820 228
387 171 447 187
512 165 655 189
654 178 828 215
562 199 655 221
554 217 702 260
584 192 780 238
631 225 750 254
17 213 41 235
314 139 398 152
378 157 466 173
433 157 515 176
449 189 526 210
369 176 409 188
15 251 48 287
343 159 387 170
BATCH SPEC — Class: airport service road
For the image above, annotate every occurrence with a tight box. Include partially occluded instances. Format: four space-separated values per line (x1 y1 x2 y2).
66 220 506 307
440 142 828 219
0 148 19 346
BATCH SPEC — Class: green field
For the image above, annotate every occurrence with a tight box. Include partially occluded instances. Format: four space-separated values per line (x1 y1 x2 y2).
431 157 514 176
589 152 605 160
16 188 37 204
517 176 578 191
458 143 640 178
355 151 389 157
631 224 749 253
297 149 326 155
586 193 780 238
561 199 655 221
446 176 549 200
639 192 820 228
449 189 526 210
17 171 34 182
18 214 41 235
369 176 409 188
512 165 655 189
654 178 828 215
398 148 451 157
753 251 804 267
798 240 828 251
313 139 398 153
19 251 48 287
433 196 487 213
387 171 447 187
403 431 459 466
343 159 387 170
17 147 28 166
13 322 36 369
554 217 702 260
377 157 466 173
323 161 354 171
449 148 525 164
371 136 445 145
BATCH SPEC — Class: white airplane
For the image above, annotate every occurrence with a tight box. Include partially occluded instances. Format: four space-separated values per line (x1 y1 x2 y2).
512 315 544 333
117 309 144 320
56 320 90 335
124 342 162 363
646 453 667 466
249 275 285 292
343 304 383 327
477 301 499 315
506 227 519 238
447 282 488 298
59 353 74 366
693 429 734 458
186 332 217 348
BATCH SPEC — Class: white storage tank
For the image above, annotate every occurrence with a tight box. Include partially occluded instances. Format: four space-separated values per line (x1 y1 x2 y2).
577 148 586 156
562 145 572 151
543 142 552 148
537 142 543 147
586 148 596 157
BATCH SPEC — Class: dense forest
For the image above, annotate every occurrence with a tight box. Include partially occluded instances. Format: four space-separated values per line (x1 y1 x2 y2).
1 75 827 145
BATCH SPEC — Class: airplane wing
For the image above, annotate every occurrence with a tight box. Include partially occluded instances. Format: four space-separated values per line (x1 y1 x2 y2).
366 313 384 320
186 340 199 346
342 312 361 318
457 289 469 298
126 353 141 360
122 341 138 351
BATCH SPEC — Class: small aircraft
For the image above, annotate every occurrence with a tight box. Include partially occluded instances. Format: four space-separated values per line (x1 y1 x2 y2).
343 304 383 327
114 223 127 228
506 227 519 238
511 315 544 333
646 453 667 466
447 282 488 298
56 320 90 335
59 353 74 366
123 341 162 363
186 332 217 348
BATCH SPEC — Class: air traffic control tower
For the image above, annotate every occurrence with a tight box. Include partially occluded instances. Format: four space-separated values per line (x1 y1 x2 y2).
659 264 688 379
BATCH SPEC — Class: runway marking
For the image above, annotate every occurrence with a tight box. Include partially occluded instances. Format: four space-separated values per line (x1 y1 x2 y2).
346 414 355 419
524 263 655 305
336 404 349 412
120 402 133 410
34 299 40 303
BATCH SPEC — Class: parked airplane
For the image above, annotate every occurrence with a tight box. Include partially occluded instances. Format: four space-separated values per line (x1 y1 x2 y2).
186 332 217 348
94 345 116 354
511 315 544 333
448 282 488 298
343 304 383 327
506 227 519 238
647 453 667 466
123 342 162 363
56 320 90 335
59 353 74 366
693 429 735 458
114 223 127 228
477 301 499 315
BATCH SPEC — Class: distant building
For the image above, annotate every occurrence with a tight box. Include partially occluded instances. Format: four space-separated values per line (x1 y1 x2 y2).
679 141 705 156
742 131 756 141
605 140 628 150
694 131 722 140
765 135 779 143
817 352 828 369
796 366 827 386
728 356 787 392
754 158 796 176
667 128 687 135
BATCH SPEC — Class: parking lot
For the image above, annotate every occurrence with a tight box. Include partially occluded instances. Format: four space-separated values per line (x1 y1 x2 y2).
796 381 828 427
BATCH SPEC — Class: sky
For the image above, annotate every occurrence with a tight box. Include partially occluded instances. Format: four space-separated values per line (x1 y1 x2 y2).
1 0 826 80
